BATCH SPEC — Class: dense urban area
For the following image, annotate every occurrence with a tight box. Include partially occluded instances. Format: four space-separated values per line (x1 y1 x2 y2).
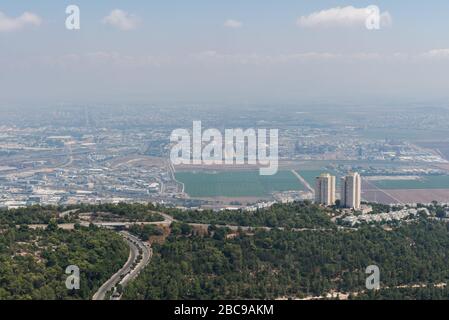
2 104 449 300
2 104 449 211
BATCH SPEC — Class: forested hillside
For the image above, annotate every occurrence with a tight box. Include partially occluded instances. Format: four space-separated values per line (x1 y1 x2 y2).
124 220 449 300
2 202 449 300
0 223 128 300
166 201 335 229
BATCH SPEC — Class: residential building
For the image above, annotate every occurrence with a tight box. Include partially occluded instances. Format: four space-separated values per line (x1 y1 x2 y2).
341 172 362 210
315 173 336 206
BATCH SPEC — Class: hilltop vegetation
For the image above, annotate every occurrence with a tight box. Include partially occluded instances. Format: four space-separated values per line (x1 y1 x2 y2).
0 203 166 300
0 206 75 225
124 218 449 300
0 223 128 300
71 203 164 222
2 202 449 300
166 201 335 229
0 203 164 226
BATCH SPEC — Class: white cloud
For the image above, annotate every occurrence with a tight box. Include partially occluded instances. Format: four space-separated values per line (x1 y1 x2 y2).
297 6 392 29
102 9 140 31
0 11 42 32
224 19 243 29
422 49 449 59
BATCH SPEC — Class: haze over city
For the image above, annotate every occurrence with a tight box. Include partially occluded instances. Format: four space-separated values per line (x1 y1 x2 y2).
1 0 449 105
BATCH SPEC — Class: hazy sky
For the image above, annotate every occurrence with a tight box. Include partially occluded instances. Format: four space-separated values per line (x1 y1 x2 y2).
1 1 449 106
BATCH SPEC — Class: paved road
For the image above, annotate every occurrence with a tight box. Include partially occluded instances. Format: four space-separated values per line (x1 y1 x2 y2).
26 211 174 231
187 222 335 233
92 231 151 300
27 211 343 234
117 233 152 289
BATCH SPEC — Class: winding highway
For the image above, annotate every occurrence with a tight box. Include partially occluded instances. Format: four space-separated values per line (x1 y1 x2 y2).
92 231 152 300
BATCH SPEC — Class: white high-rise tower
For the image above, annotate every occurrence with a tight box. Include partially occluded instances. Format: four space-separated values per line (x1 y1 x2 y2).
341 172 362 210
315 173 336 206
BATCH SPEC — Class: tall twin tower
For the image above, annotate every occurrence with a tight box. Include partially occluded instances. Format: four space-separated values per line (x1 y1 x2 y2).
315 172 361 210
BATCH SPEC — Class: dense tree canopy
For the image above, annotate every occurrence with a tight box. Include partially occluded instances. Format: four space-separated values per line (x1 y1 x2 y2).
2 202 449 300
0 223 128 300
73 203 164 222
124 220 449 300
0 206 74 225
167 202 335 229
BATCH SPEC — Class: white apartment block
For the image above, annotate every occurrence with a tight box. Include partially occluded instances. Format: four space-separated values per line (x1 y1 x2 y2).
315 173 336 206
341 172 362 210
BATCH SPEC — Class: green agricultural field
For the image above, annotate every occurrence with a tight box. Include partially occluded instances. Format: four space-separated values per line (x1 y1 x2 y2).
175 170 305 198
373 175 449 190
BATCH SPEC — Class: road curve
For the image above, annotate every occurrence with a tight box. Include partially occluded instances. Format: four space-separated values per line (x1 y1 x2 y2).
117 233 152 290
92 231 151 300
